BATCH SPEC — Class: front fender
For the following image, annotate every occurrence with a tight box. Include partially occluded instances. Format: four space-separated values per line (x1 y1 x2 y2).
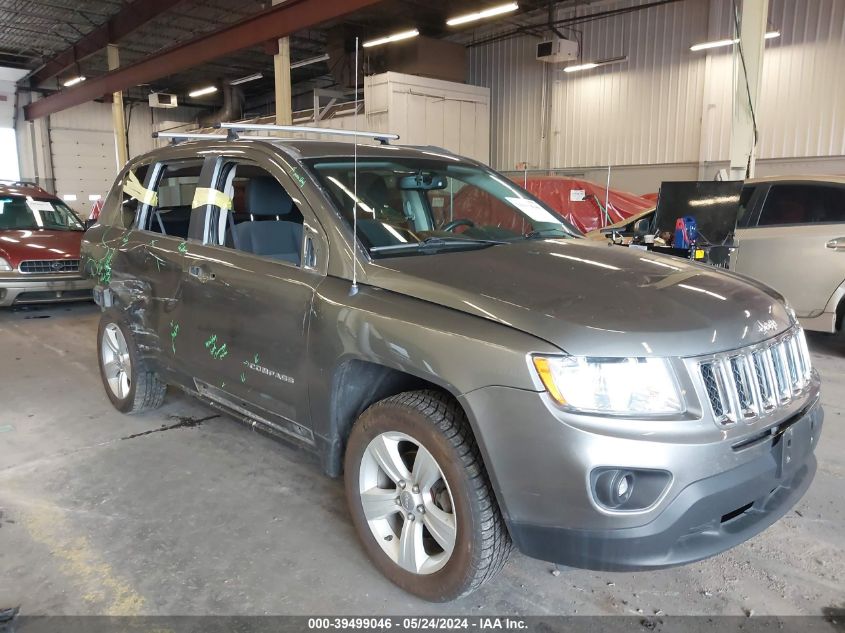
306 276 559 473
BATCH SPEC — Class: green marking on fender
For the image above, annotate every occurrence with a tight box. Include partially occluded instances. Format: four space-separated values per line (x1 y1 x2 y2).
0 424 15 433
254 353 260 364
240 372 246 383
178 241 188 254
170 321 179 354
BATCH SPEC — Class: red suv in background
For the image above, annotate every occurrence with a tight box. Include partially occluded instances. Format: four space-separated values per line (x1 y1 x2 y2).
0 181 94 307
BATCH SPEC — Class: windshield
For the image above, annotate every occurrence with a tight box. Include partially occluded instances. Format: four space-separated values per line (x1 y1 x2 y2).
306 158 580 257
0 196 84 231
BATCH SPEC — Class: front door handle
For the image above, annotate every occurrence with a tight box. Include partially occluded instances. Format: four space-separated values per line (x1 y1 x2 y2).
826 238 845 250
188 264 215 282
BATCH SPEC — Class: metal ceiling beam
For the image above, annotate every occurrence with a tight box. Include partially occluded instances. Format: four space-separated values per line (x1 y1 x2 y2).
25 0 380 120
28 0 187 85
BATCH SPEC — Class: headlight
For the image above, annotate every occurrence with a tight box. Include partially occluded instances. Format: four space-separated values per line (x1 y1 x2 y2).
0 257 12 272
532 355 684 415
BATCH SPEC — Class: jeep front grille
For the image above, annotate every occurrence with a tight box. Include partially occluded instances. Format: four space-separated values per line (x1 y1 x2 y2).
696 327 812 426
19 259 80 274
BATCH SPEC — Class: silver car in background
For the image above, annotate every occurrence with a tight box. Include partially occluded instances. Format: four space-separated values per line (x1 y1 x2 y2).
732 176 845 335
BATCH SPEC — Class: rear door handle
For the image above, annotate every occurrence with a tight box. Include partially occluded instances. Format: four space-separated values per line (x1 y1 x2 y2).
188 264 215 282
826 238 845 250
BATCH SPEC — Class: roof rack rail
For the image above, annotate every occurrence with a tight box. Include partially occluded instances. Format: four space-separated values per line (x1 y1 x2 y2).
0 179 41 188
153 132 228 143
214 122 399 145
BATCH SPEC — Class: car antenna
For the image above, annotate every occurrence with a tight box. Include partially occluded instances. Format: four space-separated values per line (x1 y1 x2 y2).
349 35 360 297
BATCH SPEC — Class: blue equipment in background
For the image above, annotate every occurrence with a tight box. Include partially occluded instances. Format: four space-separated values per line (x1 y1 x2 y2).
674 216 697 248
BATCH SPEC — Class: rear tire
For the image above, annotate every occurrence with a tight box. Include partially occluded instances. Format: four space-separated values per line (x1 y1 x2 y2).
97 310 166 414
344 390 511 601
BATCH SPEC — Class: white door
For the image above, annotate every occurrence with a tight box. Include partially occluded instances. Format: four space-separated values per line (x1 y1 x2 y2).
733 183 845 318
50 126 115 218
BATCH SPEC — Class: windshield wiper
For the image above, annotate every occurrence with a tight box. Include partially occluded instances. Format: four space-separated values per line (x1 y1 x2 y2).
370 236 506 254
523 227 571 240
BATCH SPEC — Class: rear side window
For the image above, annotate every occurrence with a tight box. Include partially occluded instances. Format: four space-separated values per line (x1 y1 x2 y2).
758 184 845 226
117 163 150 228
142 161 203 238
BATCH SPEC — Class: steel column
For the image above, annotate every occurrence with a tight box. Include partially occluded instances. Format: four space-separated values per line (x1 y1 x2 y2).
107 45 129 170
272 0 294 126
729 0 768 180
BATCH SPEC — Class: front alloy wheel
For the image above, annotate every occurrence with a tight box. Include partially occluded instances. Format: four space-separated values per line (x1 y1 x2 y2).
344 390 511 602
359 431 457 575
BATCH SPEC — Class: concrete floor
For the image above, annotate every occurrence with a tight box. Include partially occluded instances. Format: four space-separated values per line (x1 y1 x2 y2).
1 302 843 616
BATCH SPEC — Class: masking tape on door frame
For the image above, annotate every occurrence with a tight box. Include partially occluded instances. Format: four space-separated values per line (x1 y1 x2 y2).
192 187 233 210
123 171 158 206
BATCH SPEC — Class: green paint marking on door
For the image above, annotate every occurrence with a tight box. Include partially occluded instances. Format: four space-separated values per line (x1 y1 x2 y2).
204 334 229 360
254 353 260 364
0 425 15 433
178 241 188 254
240 372 246 383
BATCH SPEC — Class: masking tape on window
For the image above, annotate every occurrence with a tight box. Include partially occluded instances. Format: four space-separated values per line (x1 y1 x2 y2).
123 170 158 205
192 187 233 210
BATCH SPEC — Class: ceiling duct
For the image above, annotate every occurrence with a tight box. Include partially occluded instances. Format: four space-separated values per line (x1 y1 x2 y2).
326 28 467 89
198 82 244 127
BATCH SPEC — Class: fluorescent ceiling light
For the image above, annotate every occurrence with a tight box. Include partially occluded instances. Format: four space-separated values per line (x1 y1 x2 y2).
63 76 85 87
62 194 77 201
188 85 218 98
290 53 330 69
362 28 419 48
563 56 627 73
690 31 780 51
446 2 519 26
88 194 101 201
563 62 598 73
229 73 262 86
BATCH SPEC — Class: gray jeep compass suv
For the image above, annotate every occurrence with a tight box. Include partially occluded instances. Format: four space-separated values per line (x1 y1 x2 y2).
82 131 823 602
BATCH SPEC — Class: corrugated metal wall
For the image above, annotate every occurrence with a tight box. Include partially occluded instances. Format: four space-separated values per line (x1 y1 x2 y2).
468 34 546 169
468 0 845 173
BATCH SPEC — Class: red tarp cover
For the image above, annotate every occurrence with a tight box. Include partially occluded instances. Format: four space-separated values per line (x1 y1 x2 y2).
433 176 654 236
514 176 654 233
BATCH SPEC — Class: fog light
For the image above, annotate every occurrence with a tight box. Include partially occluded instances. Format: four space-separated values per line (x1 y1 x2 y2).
590 467 671 511
594 469 634 509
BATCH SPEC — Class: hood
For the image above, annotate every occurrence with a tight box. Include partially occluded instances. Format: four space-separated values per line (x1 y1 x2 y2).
365 239 794 358
0 229 84 268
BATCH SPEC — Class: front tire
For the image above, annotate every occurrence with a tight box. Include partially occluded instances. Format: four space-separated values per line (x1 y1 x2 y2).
97 310 166 414
344 390 511 601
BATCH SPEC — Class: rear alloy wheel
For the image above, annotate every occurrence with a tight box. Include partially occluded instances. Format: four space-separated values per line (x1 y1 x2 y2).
97 311 166 414
101 323 132 401
344 390 512 601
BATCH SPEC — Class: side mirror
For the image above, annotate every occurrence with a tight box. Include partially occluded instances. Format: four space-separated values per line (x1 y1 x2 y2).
633 218 651 236
83 219 96 230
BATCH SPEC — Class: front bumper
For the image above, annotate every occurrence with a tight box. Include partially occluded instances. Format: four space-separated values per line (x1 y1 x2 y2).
0 274 94 307
461 382 822 571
